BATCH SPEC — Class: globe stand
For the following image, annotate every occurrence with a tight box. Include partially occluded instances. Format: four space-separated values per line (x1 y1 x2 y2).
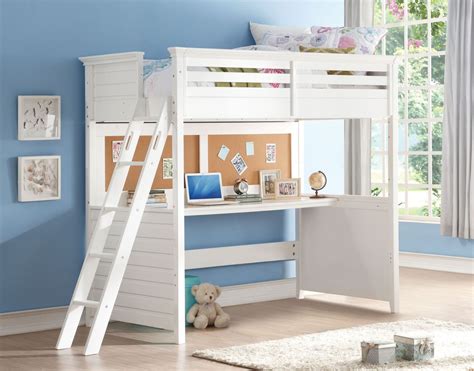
310 188 326 199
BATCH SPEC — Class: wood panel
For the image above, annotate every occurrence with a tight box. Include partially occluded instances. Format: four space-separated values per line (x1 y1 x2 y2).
89 208 173 225
105 135 199 190
88 218 175 240
185 241 296 269
110 306 175 330
184 97 291 120
300 203 394 302
208 134 291 186
96 264 175 284
93 276 175 299
103 248 175 269
92 290 174 314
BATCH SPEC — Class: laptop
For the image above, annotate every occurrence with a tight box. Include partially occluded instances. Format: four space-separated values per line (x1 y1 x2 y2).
185 173 237 206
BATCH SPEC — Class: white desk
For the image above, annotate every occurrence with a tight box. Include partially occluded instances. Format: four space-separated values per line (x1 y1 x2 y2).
183 195 397 314
87 194 398 336
184 196 337 216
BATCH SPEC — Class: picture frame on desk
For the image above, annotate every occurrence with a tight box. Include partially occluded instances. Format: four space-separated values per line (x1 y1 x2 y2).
275 178 300 199
259 169 281 199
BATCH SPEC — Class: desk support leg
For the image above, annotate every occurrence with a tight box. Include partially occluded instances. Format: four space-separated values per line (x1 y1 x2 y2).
390 297 399 314
296 209 304 299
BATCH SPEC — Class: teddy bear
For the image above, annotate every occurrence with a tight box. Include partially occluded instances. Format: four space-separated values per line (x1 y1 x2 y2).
186 282 230 329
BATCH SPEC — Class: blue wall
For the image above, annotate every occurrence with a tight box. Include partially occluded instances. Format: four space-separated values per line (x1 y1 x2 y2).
303 121 345 194
400 222 474 258
0 0 344 313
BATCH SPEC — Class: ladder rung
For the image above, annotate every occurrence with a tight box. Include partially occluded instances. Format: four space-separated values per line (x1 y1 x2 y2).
88 252 115 260
118 161 145 167
102 206 130 212
73 300 99 308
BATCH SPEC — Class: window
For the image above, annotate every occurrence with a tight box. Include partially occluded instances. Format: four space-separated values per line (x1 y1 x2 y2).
372 0 447 220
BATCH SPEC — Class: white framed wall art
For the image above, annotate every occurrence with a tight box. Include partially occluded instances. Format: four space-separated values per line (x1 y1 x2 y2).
18 156 61 202
18 95 61 140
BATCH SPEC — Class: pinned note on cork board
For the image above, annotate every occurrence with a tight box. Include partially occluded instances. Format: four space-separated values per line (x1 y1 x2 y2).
208 134 291 186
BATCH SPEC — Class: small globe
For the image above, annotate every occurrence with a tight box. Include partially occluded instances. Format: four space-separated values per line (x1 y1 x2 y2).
309 171 327 198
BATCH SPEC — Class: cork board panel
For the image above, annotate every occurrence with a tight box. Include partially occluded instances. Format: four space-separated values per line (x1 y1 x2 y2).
105 135 199 191
208 134 291 186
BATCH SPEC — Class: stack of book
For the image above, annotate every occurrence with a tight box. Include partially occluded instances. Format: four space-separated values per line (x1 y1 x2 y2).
224 194 262 203
127 189 168 208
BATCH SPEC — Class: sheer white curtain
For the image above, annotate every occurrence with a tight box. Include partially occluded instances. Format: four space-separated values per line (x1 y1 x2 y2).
344 0 374 195
441 0 473 239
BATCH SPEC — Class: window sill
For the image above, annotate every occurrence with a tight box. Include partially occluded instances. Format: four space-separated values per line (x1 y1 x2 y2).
399 216 440 224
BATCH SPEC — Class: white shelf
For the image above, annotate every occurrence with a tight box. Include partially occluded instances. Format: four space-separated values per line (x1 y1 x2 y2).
184 196 337 216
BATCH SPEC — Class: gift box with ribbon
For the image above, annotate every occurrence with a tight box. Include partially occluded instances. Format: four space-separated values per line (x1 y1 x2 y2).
394 334 434 361
361 341 396 364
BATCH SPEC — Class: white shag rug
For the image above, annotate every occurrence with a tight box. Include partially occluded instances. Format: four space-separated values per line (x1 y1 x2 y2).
193 319 474 370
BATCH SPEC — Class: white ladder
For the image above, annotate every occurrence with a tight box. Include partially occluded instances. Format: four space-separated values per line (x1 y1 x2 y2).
56 102 170 356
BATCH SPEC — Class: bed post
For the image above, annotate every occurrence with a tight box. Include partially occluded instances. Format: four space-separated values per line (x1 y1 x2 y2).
171 48 186 343
84 62 95 327
84 119 96 327
387 60 400 314
296 120 305 300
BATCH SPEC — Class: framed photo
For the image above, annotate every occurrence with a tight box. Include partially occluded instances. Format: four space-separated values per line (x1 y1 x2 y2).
275 178 300 199
259 169 281 199
18 96 61 140
18 156 61 202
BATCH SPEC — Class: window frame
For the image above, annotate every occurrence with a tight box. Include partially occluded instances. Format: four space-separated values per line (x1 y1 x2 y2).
372 0 446 222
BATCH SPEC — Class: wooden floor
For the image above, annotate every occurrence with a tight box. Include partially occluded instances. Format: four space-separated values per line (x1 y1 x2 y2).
1 268 473 370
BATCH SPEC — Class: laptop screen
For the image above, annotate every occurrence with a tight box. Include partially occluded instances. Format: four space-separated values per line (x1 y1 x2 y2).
186 173 223 201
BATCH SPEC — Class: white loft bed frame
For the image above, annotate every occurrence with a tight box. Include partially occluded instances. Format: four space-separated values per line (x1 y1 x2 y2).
80 47 399 345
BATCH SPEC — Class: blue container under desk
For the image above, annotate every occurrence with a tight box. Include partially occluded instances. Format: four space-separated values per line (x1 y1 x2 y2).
185 275 201 326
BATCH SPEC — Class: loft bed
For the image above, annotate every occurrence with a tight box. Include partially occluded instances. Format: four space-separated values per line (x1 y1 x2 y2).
82 47 396 122
80 47 400 345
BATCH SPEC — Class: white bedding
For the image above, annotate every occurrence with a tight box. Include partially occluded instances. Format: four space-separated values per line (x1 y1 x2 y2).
143 59 174 97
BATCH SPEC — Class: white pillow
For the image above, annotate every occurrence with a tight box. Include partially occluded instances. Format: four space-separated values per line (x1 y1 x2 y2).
250 22 310 45
255 33 314 51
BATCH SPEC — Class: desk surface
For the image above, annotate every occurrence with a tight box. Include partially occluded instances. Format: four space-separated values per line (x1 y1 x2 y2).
184 196 337 216
90 196 337 216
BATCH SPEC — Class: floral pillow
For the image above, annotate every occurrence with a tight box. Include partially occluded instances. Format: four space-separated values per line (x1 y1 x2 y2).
257 26 387 55
309 26 387 55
